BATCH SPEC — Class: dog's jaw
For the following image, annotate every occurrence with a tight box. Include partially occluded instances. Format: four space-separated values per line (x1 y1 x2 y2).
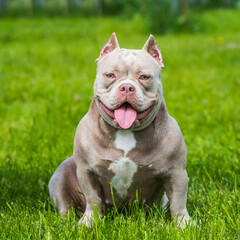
95 97 162 131
98 100 155 129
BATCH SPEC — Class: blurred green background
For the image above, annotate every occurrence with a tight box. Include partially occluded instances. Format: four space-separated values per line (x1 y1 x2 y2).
0 0 240 33
0 0 239 239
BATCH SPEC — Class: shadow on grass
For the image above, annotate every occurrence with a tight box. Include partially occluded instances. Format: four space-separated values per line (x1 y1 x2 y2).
0 159 53 207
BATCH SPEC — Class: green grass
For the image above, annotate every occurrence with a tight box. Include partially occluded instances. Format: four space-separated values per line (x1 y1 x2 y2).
0 9 239 239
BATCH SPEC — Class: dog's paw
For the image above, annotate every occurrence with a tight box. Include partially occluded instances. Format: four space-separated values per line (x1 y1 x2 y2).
161 192 169 211
177 216 196 228
78 213 94 227
175 215 194 228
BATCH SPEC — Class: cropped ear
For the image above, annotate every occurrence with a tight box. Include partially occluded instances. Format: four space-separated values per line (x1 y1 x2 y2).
143 34 164 68
96 33 120 62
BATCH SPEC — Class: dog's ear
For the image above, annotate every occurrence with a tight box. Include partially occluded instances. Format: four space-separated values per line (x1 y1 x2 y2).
96 33 120 62
143 34 164 68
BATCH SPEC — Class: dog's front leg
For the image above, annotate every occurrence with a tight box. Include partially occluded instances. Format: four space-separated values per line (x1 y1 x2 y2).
164 169 190 227
76 163 103 227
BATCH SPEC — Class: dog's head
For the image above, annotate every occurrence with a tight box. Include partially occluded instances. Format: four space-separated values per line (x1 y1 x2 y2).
94 33 164 131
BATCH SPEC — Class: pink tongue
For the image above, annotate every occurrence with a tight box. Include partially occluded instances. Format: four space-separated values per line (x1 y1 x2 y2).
114 104 137 129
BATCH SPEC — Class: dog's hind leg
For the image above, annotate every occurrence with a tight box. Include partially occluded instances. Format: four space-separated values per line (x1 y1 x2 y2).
49 156 86 216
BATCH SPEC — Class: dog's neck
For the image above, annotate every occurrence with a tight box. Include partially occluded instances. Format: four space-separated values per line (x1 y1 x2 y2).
94 97 163 131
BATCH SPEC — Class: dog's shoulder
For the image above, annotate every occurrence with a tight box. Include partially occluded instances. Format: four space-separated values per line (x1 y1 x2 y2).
154 100 187 166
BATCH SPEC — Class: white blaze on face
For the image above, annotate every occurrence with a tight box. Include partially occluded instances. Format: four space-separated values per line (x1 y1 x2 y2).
109 130 138 198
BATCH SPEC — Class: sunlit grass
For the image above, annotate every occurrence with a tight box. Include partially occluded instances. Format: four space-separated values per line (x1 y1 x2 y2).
0 9 239 239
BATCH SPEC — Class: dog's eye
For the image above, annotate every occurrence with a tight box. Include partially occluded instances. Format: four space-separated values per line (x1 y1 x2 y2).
105 73 116 79
139 75 150 80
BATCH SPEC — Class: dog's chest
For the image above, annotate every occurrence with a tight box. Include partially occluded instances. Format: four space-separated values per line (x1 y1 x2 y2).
108 130 138 198
93 129 157 199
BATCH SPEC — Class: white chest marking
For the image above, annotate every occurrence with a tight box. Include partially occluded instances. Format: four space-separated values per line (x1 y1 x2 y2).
109 157 138 198
109 130 138 198
114 130 136 156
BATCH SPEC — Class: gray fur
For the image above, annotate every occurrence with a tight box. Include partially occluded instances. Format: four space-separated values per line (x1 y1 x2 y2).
49 34 190 227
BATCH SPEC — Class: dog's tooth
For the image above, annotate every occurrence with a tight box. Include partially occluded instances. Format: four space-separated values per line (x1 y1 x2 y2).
135 119 140 126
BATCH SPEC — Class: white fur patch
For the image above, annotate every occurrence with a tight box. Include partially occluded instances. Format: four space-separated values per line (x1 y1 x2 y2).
109 130 138 198
122 51 135 66
109 157 138 198
114 130 136 156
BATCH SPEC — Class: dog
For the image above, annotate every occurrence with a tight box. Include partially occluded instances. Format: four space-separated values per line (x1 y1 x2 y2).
49 33 191 227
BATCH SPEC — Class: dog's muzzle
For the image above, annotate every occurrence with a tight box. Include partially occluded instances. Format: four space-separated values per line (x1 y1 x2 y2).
95 98 162 131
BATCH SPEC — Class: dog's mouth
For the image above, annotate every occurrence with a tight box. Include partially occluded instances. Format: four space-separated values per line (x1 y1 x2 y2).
99 101 154 129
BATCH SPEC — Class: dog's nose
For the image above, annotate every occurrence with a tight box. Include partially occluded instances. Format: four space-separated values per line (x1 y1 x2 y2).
119 83 135 96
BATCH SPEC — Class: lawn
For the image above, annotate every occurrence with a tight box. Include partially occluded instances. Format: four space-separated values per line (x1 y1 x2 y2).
0 9 239 239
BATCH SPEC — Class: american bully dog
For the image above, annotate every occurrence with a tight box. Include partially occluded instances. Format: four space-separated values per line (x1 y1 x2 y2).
49 33 191 227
